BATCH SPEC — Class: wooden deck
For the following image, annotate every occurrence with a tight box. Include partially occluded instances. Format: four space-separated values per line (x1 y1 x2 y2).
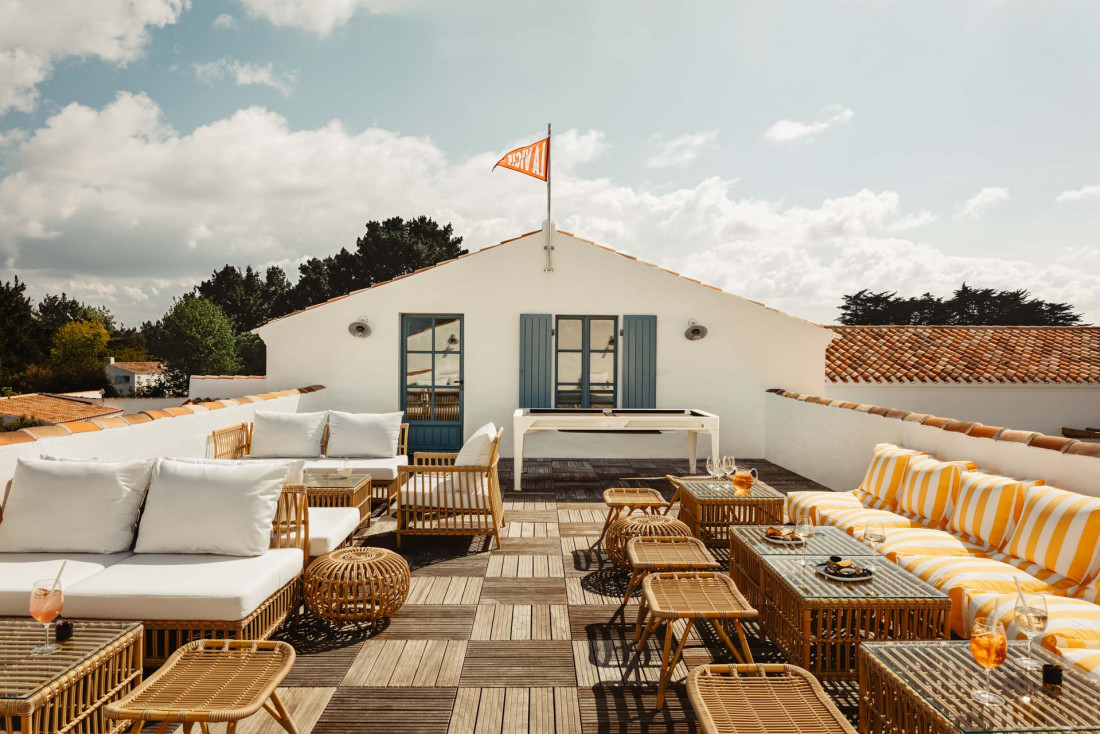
234 459 835 734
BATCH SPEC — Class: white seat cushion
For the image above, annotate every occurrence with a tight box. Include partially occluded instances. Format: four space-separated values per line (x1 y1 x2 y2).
64 549 303 622
307 507 361 557
403 477 489 509
0 553 132 616
325 411 403 458
303 456 408 481
250 411 327 458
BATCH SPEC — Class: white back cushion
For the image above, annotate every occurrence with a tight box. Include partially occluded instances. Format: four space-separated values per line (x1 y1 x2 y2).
0 458 154 553
135 459 287 556
250 411 327 458
455 423 498 467
170 457 305 484
326 411 403 458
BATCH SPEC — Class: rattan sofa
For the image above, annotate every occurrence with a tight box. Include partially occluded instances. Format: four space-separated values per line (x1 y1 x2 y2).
396 427 506 549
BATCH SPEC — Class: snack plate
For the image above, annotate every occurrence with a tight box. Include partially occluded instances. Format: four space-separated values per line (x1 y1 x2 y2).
762 532 804 546
814 561 874 582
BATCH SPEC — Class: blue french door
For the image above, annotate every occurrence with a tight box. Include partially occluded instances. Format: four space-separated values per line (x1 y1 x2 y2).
401 314 464 454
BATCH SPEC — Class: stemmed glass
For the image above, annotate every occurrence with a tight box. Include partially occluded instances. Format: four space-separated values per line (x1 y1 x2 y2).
863 521 886 573
29 579 64 656
721 456 736 481
1013 593 1049 670
795 517 814 567
970 617 1008 707
706 455 721 481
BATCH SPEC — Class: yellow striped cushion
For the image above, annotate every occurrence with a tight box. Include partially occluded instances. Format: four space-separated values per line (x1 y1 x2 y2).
787 490 861 524
856 490 893 510
816 506 926 538
876 527 991 563
948 471 1037 550
1076 579 1100 604
1056 647 1100 682
897 554 1075 636
858 444 927 508
895 458 963 528
966 592 1100 651
1004 485 1100 585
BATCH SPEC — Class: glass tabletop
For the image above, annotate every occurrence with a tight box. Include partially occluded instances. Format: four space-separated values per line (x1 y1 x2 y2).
0 620 141 700
731 525 877 557
678 479 783 500
863 641 1100 733
303 468 371 489
760 555 948 600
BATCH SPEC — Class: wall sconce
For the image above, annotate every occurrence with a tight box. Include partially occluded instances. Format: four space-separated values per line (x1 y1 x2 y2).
684 319 708 341
348 317 372 338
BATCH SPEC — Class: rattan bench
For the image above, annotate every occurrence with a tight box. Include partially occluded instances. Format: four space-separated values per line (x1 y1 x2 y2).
623 536 719 604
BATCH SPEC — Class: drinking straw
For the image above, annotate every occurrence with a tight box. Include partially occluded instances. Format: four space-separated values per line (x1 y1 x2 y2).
1014 576 1028 609
49 561 67 593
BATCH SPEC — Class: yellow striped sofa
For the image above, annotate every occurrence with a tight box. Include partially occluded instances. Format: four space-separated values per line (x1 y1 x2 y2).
788 443 1100 682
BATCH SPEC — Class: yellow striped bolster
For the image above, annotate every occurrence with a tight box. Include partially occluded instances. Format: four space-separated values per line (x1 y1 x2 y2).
1056 647 1100 682
856 490 893 510
967 592 1100 650
948 471 1036 551
857 444 927 507
818 506 925 537
876 527 990 563
895 457 963 529
1004 485 1100 585
787 490 860 524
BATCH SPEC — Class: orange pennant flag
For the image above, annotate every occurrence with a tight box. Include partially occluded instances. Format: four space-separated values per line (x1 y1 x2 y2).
492 137 549 181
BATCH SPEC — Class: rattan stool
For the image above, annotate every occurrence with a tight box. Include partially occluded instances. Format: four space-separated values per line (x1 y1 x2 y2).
605 514 692 567
304 546 410 625
687 664 856 733
597 488 670 546
635 572 758 710
622 536 719 603
104 639 299 734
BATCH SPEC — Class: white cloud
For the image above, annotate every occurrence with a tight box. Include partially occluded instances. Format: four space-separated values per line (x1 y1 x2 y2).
212 14 238 29
762 105 853 144
1057 184 1100 203
956 186 1009 219
194 59 298 97
237 0 409 35
1 93 1096 326
0 0 186 114
645 130 719 169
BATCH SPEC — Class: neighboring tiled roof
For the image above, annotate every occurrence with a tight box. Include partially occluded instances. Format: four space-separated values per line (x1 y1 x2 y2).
0 394 122 424
827 325 1100 384
255 229 826 332
111 361 164 374
191 375 266 379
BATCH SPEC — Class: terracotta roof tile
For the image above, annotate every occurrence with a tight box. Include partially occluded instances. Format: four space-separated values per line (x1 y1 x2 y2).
827 326 1100 384
110 361 164 375
1067 442 1100 458
0 394 123 424
1028 435 1075 452
0 431 36 446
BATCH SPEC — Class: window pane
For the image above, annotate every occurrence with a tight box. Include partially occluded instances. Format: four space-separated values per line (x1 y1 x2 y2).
406 316 435 351
558 352 582 385
589 318 616 352
406 352 432 386
434 352 461 386
405 388 432 421
589 353 614 385
434 389 460 421
435 318 461 353
556 386 583 409
589 387 614 409
558 318 583 350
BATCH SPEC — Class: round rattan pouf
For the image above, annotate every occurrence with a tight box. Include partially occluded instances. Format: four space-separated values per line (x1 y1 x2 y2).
305 547 410 626
604 515 692 567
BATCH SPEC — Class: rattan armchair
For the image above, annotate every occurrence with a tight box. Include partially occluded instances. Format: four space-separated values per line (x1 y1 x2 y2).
396 428 505 549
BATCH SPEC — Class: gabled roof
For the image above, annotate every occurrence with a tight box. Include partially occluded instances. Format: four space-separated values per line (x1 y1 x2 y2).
256 228 825 332
827 325 1100 384
110 361 164 374
0 394 123 424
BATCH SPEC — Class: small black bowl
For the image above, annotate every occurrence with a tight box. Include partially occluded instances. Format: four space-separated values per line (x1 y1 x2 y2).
55 619 74 643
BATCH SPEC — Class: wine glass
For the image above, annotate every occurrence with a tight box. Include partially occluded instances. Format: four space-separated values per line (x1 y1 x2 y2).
29 579 63 656
1013 593 1048 670
721 456 736 481
863 521 886 573
706 455 721 481
970 617 1008 706
795 517 814 567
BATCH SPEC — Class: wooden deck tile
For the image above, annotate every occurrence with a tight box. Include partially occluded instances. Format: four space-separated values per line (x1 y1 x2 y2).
480 578 568 605
486 554 565 578
342 639 467 687
565 573 632 605
459 641 576 687
558 522 605 537
572 630 690 687
158 687 335 734
382 605 476 639
410 554 491 577
501 522 560 538
557 510 607 523
492 538 564 555
567 605 639 639
577 685 697 734
447 688 580 734
312 687 457 734
407 576 484 604
471 605 570 641
507 509 560 522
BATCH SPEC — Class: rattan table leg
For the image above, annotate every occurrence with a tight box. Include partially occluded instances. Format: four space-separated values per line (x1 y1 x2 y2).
623 570 644 604
712 619 754 665
597 506 619 544
264 690 301 734
657 618 694 710
636 613 660 645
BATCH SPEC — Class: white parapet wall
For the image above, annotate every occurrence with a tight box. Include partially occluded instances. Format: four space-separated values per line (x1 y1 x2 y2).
0 386 324 489
764 390 1100 498
189 375 270 400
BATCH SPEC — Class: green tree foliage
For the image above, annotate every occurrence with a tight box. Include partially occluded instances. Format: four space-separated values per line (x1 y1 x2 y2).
146 296 242 395
37 293 116 335
0 415 45 433
838 284 1084 326
195 265 293 332
0 278 44 387
235 332 266 375
44 320 112 393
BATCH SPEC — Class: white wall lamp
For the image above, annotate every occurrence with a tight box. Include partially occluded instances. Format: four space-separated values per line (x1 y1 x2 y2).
348 316 372 339
684 319 708 341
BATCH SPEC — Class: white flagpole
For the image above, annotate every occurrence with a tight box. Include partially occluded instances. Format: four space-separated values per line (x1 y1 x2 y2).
544 122 554 272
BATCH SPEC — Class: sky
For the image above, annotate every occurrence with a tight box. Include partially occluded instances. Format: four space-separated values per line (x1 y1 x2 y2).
1 0 1099 327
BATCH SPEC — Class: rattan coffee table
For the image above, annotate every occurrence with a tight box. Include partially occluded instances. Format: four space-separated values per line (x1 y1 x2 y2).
668 476 785 547
757 555 950 681
304 468 373 525
635 572 758 710
729 525 876 609
623 535 720 603
0 620 143 734
859 641 1100 734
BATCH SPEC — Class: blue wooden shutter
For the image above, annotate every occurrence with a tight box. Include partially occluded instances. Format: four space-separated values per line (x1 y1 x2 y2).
622 315 657 408
519 314 552 408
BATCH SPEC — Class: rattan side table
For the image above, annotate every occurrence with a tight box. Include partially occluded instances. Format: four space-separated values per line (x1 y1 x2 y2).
104 639 299 734
305 546 411 625
598 487 670 544
0 620 143 734
668 477 785 547
688 664 856 734
605 514 692 567
304 468 373 525
623 535 720 603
